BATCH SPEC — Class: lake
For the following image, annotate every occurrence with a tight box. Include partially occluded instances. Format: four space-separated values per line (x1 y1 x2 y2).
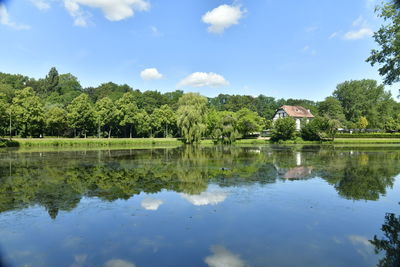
0 145 399 267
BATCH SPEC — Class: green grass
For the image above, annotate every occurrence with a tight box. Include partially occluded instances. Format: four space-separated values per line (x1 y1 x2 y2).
4 138 182 148
2 136 400 149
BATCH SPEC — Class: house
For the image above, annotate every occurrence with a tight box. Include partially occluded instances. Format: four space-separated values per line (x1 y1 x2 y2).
273 105 314 130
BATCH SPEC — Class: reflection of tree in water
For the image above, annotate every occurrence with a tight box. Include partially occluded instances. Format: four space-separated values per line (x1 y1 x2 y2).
0 146 400 218
370 209 400 267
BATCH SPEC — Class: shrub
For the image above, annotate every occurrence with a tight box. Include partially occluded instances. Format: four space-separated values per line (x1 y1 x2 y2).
301 119 321 141
271 117 296 141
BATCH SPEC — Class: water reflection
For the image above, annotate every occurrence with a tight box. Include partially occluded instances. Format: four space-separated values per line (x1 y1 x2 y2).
0 145 399 219
370 207 400 267
204 245 246 267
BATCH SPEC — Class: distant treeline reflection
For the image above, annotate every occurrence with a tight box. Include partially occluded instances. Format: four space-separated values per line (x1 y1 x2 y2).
0 146 399 219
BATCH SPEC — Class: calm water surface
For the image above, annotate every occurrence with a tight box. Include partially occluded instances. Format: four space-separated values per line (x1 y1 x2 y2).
0 145 399 267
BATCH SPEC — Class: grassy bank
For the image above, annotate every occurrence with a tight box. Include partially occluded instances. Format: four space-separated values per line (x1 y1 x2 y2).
2 137 400 148
1 138 182 148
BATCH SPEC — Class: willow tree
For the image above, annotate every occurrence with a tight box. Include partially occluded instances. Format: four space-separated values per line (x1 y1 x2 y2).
177 93 208 144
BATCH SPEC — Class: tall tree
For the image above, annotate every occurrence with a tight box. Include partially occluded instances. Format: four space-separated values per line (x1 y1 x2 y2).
151 105 176 137
44 67 60 94
45 106 68 137
333 79 392 127
318 96 346 123
67 94 95 138
367 1 400 97
115 92 139 138
236 108 265 136
0 93 8 136
177 93 208 144
95 97 117 138
12 87 45 137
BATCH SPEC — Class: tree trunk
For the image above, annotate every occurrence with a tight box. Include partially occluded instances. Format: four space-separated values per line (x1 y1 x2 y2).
130 125 132 138
108 128 112 139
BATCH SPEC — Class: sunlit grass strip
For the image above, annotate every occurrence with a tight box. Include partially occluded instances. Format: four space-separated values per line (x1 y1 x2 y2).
8 138 182 147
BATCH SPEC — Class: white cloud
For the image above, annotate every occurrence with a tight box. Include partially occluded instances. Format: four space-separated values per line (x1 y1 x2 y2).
30 0 51 11
141 197 163 210
344 28 373 40
64 0 91 27
63 0 150 24
0 4 31 30
181 191 227 206
104 259 135 267
204 245 245 267
178 72 229 88
305 26 318 32
140 68 163 80
202 4 244 34
329 32 339 39
344 16 373 40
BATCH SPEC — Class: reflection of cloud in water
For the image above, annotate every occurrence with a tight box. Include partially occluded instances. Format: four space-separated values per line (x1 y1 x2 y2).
204 245 246 267
104 259 135 267
348 235 374 260
181 191 227 206
348 235 372 247
141 197 163 210
70 254 87 267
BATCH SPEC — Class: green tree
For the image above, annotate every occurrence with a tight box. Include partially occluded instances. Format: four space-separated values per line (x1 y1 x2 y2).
384 117 400 132
151 105 176 137
12 87 45 137
333 80 392 127
67 94 95 138
236 108 264 136
357 116 369 130
318 96 346 123
95 97 117 138
136 110 151 137
45 107 68 137
177 93 208 144
212 111 239 144
44 67 59 94
271 117 296 141
115 92 139 138
367 1 400 97
0 94 8 136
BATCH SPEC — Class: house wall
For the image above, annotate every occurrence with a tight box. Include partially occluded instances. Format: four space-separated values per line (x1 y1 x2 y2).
273 110 288 121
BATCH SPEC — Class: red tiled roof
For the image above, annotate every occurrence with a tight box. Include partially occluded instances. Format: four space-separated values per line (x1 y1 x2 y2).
280 105 314 118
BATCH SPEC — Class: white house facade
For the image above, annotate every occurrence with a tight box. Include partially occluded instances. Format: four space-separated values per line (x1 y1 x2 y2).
273 105 315 130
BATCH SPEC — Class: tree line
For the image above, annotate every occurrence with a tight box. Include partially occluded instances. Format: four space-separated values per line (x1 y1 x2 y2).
0 67 399 143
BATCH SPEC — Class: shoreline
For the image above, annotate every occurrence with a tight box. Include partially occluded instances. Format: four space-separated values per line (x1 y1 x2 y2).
1 137 400 149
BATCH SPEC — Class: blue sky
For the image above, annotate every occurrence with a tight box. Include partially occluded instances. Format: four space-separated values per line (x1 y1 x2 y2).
0 0 397 101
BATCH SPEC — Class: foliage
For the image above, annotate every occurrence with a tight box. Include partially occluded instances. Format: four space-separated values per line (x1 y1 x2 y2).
45 107 68 137
12 87 45 137
370 210 400 267
357 116 369 130
67 93 95 137
236 108 265 136
115 92 139 138
318 96 346 122
333 79 394 128
367 1 400 96
95 97 117 138
271 117 296 141
212 111 240 144
300 119 322 141
177 93 208 144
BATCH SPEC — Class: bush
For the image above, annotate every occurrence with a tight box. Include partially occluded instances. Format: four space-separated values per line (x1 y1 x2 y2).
301 119 321 141
271 117 296 141
336 133 400 138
